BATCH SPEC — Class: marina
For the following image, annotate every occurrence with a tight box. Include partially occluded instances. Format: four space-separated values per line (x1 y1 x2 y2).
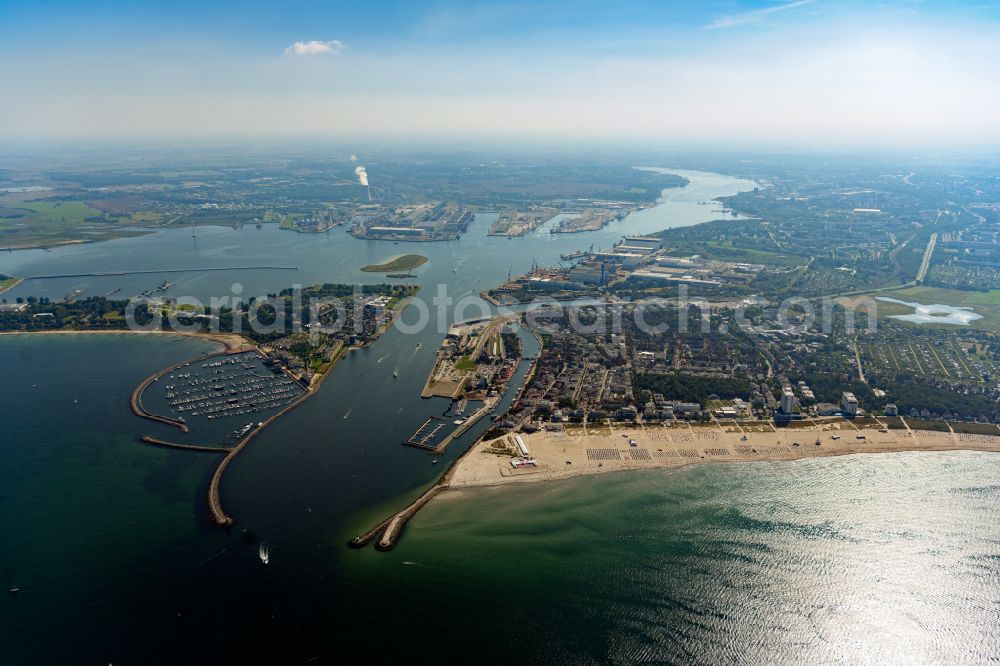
0 169 762 663
147 351 305 426
2 0 996 654
138 280 174 298
404 416 447 450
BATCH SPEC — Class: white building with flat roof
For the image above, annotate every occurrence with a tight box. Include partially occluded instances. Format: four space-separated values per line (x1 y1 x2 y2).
780 387 797 415
365 295 393 318
841 392 859 417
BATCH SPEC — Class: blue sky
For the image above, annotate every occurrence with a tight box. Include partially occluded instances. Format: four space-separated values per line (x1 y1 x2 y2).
2 1 999 144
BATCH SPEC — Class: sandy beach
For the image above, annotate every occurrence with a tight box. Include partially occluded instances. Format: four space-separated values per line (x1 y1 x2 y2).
0 329 255 352
448 419 1000 490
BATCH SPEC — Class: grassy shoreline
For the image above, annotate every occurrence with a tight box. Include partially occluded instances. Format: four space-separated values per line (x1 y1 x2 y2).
0 276 24 294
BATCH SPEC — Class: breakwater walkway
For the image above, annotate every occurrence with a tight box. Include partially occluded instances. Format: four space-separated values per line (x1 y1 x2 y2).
206 345 347 527
130 357 195 432
206 386 314 526
350 429 479 551
129 334 255 431
140 435 230 453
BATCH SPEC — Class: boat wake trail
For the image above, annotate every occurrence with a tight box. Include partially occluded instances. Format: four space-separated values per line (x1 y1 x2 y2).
196 548 228 568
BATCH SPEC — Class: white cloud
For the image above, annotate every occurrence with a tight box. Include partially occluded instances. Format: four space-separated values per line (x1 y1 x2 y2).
707 0 817 30
5 10 1000 146
284 39 346 56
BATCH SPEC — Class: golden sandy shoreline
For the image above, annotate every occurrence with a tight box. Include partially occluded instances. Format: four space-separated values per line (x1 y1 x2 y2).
0 329 254 352
446 420 1000 491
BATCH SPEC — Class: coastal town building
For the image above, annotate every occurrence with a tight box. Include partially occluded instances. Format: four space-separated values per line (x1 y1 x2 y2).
841 392 859 417
780 387 797 415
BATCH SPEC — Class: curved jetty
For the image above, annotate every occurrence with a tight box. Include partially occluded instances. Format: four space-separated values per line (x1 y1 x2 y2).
206 348 346 527
207 372 318 526
129 334 256 431
131 357 195 432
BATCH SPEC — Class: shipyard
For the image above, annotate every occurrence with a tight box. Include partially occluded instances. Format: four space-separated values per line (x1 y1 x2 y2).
350 202 473 241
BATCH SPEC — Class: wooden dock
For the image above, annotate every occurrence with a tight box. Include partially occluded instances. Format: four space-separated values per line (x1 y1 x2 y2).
428 399 496 453
402 416 446 450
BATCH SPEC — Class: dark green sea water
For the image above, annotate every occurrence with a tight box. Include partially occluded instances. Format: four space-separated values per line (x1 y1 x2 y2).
373 457 1000 663
3 335 1000 664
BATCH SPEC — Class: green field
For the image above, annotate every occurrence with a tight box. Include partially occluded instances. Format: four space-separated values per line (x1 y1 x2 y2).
873 286 1000 329
125 211 163 223
703 240 806 267
16 200 102 223
888 286 1000 306
360 254 428 273
0 276 22 294
0 199 149 249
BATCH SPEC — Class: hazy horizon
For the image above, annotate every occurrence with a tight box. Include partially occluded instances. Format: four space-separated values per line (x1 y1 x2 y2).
2 0 999 146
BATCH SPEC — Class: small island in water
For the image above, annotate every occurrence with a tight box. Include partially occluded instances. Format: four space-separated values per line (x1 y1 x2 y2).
360 254 428 273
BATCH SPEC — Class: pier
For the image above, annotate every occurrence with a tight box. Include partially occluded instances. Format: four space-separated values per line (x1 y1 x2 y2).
118 295 408 529
353 331 540 551
159 350 303 421
139 435 231 453
376 485 448 551
130 346 299 432
427 398 497 453
349 439 474 551
125 344 309 527
348 516 395 548
351 424 486 550
403 417 446 450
